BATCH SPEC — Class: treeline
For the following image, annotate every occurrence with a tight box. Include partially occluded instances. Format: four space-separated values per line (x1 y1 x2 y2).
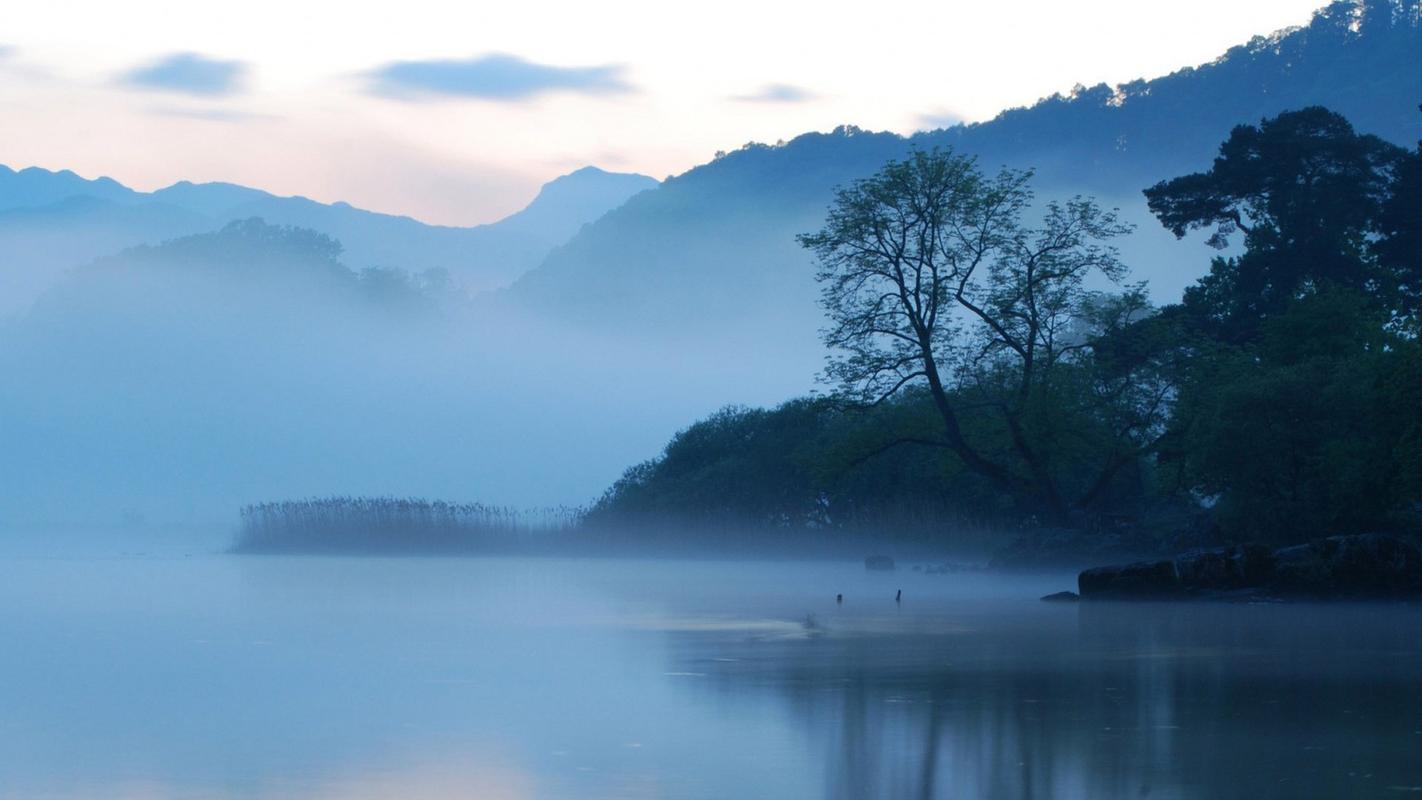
72 218 456 317
234 497 581 554
594 104 1422 548
236 494 952 557
580 396 1032 552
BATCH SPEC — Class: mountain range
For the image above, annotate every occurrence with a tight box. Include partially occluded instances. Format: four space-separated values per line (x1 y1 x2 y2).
0 164 657 317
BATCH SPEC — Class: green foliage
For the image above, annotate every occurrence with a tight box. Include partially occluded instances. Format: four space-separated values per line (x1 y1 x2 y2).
798 147 1166 522
1172 291 1412 542
1145 107 1411 338
587 393 1012 539
1146 106 1422 542
597 103 1422 549
1376 114 1422 328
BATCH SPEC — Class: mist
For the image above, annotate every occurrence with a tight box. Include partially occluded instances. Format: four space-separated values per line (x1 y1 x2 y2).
0 222 824 548
0 180 1216 552
6 5 1422 797
7 555 1422 799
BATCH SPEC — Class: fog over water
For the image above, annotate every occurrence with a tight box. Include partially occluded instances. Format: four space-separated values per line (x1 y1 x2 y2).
0 229 821 538
0 188 1201 541
4 555 1420 800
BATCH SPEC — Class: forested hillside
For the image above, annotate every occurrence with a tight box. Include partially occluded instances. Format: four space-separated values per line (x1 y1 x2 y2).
510 0 1422 344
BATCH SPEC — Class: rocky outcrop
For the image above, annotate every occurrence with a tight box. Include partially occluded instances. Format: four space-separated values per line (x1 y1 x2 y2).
1270 534 1422 598
1079 557 1187 597
1076 534 1422 601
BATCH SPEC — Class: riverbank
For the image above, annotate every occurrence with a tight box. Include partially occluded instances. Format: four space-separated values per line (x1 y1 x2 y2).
1067 534 1422 601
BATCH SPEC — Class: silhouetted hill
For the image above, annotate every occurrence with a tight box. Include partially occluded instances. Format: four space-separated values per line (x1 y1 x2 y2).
22 219 433 332
508 0 1422 339
0 164 657 316
0 197 212 320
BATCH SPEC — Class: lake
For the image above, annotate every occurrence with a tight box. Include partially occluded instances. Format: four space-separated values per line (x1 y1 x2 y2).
2 554 1420 799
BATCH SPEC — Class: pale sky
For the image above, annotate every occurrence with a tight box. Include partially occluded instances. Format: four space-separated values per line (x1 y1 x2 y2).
0 0 1326 226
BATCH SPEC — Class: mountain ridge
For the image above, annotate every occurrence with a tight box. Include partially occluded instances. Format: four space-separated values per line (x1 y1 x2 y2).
507 0 1422 338
0 164 658 316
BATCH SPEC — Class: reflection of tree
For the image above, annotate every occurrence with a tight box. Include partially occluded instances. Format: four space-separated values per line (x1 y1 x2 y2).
674 602 1422 799
830 677 872 800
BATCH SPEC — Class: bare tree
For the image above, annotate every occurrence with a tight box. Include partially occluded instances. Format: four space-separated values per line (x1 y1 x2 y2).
799 148 1160 521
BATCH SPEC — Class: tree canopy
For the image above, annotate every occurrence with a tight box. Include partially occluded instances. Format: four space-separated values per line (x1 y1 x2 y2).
798 148 1171 522
1145 107 1411 338
596 104 1422 549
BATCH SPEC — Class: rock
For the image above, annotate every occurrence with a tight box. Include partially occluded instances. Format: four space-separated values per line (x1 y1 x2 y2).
1172 543 1275 591
1040 591 1080 602
1078 534 1422 601
1271 534 1422 598
864 555 896 571
1079 558 1182 597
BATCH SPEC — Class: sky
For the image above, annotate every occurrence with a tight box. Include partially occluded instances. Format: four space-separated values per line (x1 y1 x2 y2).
0 0 1327 226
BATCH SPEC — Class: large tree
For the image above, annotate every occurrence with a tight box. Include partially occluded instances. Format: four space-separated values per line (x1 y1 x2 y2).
1146 105 1422 541
1376 107 1422 328
799 148 1164 522
1144 106 1409 339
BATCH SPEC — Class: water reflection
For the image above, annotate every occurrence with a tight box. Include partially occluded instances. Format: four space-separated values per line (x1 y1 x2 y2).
2 556 1419 799
668 602 1422 800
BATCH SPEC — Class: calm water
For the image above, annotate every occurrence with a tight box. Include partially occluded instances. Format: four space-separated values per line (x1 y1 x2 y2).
1 554 1420 799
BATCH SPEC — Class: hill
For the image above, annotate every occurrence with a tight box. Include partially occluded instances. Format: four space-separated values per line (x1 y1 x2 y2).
0 164 657 316
507 0 1422 344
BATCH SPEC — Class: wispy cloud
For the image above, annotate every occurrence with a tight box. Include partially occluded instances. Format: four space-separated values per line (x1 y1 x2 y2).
121 52 247 97
364 53 633 101
731 83 817 104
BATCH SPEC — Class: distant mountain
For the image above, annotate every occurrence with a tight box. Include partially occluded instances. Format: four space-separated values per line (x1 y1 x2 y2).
0 165 138 210
507 0 1422 343
486 166 672 241
0 164 657 316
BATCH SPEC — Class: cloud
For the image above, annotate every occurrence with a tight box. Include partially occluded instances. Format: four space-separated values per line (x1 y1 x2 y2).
364 53 632 101
916 109 967 130
731 83 816 103
145 105 279 123
0 46 60 83
121 52 247 97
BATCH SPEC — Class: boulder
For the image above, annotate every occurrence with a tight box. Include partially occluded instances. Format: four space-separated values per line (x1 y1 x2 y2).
1079 558 1182 597
1040 591 1080 602
1271 534 1422 598
1172 543 1275 591
1077 534 1422 601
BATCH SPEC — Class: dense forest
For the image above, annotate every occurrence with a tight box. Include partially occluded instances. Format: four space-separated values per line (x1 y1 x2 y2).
590 105 1422 550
